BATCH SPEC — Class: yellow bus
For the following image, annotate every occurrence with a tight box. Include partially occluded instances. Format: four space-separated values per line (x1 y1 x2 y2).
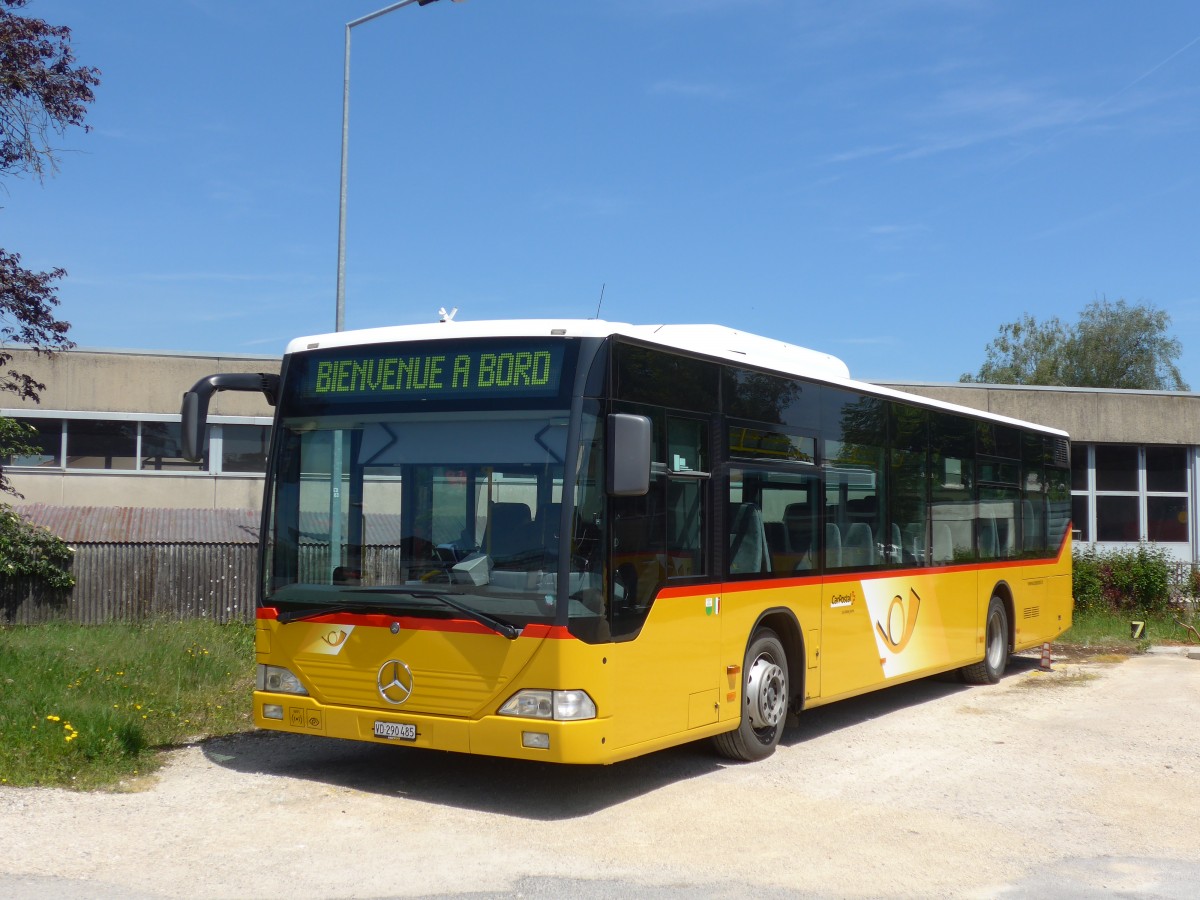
182 319 1072 764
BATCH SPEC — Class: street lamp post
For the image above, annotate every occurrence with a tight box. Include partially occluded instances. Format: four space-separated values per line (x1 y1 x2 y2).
334 0 464 332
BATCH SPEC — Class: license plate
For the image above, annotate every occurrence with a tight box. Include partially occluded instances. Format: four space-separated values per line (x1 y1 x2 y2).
373 720 416 741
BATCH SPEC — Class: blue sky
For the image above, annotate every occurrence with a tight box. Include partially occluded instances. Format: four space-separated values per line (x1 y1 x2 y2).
9 1 1200 386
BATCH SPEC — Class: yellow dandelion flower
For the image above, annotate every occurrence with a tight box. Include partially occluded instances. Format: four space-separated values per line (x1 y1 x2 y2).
46 714 61 722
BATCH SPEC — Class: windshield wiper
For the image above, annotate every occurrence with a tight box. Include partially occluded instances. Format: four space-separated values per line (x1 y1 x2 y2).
273 589 521 639
276 601 401 625
355 588 521 640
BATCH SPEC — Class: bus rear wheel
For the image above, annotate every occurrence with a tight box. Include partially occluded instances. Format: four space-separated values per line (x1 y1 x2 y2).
713 627 789 762
961 596 1009 685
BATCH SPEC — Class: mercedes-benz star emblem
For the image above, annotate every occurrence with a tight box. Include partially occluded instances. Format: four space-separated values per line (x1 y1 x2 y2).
377 659 414 705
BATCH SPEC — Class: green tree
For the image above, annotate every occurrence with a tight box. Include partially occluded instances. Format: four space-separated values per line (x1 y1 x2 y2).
961 298 1189 391
1 0 100 494
0 0 95 592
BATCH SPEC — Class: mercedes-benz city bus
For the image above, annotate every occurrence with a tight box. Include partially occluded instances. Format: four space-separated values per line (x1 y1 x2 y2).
181 319 1072 764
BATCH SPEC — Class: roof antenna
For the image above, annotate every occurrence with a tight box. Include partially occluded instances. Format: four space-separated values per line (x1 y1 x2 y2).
594 283 605 319
438 307 458 322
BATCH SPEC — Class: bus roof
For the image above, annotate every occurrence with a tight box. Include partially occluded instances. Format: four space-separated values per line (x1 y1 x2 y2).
286 318 1067 438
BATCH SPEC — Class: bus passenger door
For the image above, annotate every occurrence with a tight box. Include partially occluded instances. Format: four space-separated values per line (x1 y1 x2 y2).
607 432 718 751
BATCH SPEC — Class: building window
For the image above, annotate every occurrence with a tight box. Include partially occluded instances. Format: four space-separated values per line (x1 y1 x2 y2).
2 414 270 477
142 422 206 472
4 418 62 467
1095 444 1138 492
1072 443 1191 546
1096 495 1139 542
221 424 270 474
66 420 137 470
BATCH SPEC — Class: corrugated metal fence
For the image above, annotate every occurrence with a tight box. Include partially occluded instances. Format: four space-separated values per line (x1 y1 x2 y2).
1 506 261 625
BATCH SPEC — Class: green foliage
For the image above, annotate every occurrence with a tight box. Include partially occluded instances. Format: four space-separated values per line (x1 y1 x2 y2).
962 298 1188 390
1 1 96 494
0 502 74 589
1072 543 1174 616
0 417 42 497
0 619 254 788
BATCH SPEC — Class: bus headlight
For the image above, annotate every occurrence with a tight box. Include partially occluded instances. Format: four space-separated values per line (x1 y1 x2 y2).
498 689 596 721
256 664 308 696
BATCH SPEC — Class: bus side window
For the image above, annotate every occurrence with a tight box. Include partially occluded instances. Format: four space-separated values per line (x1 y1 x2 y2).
730 467 819 575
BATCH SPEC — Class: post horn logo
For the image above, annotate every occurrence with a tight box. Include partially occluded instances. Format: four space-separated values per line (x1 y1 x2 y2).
377 659 414 705
876 588 921 653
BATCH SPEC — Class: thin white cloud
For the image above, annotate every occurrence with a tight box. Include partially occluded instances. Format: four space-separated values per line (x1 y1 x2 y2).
534 188 631 218
649 79 734 101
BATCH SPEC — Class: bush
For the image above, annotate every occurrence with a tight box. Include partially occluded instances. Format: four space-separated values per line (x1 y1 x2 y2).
1072 543 1174 616
0 504 75 590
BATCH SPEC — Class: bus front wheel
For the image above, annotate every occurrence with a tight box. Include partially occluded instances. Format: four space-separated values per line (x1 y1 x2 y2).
961 596 1009 685
713 628 789 762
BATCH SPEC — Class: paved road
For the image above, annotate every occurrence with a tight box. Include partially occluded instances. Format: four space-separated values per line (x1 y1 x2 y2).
3 649 1200 898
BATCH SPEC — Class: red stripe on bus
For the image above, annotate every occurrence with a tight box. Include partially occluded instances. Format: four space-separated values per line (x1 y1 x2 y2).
256 606 571 639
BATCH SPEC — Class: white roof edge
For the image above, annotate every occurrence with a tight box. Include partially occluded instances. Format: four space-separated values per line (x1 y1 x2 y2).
284 318 1065 437
285 318 851 380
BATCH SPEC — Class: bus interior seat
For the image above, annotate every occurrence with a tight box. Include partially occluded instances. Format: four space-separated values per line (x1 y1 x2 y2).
729 503 771 575
825 523 842 568
783 503 813 554
932 523 954 562
843 522 875 566
487 502 533 561
903 523 926 562
1022 499 1044 550
889 522 904 563
762 521 788 554
979 516 998 559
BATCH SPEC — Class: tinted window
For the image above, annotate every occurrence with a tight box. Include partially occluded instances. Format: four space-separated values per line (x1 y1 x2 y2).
614 343 719 413
66 420 137 470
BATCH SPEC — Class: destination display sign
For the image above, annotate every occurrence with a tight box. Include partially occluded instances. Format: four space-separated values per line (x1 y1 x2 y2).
293 341 568 404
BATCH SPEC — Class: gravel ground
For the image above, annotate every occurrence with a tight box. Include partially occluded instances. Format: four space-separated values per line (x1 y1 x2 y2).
3 649 1200 899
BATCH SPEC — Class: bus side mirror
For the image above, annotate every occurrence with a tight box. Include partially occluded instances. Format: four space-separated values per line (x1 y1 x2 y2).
180 390 205 461
180 372 280 462
607 413 652 496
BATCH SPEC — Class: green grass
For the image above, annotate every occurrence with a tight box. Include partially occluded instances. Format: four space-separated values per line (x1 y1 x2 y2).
1056 607 1198 654
0 619 255 789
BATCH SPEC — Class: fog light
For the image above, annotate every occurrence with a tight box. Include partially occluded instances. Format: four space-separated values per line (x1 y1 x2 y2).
522 731 550 750
262 703 284 720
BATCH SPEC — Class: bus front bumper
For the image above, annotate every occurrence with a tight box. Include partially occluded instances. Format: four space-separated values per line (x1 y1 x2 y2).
253 692 614 764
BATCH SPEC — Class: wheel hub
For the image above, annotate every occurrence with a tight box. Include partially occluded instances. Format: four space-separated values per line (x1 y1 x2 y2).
746 654 786 729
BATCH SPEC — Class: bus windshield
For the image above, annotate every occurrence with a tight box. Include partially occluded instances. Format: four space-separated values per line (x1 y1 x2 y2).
264 407 607 629
259 336 612 636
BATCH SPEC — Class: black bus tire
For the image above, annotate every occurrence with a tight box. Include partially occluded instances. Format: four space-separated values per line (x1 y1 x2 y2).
713 627 789 762
961 596 1009 685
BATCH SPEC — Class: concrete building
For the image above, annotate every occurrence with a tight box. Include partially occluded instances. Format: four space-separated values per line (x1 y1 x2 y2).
2 346 1197 562
1 346 276 509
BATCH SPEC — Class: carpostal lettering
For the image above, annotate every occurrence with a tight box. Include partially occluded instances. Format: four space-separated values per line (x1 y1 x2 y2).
830 591 856 609
312 350 553 397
